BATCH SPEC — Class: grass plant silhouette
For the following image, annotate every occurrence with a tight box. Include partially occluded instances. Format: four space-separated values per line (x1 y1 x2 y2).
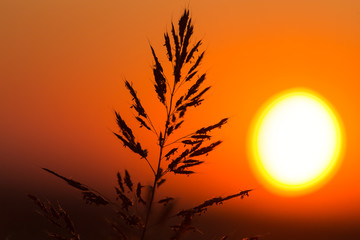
29 9 253 240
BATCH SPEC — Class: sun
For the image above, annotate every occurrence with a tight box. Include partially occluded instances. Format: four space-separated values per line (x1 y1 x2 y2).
249 89 344 196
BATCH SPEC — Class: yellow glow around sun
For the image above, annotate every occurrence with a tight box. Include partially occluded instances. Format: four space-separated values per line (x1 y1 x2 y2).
250 89 344 196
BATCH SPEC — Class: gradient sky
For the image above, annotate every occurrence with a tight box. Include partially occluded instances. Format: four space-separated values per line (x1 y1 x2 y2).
1 0 360 239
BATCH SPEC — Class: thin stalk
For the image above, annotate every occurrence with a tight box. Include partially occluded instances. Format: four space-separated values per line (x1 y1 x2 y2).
146 115 160 138
140 82 177 240
140 144 164 240
143 156 156 176
163 131 197 147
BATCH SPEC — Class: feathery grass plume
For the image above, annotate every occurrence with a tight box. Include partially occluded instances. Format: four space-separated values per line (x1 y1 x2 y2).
167 125 174 136
191 134 211 140
184 73 206 100
176 160 204 171
189 140 222 157
125 80 147 118
171 75 209 121
135 116 151 130
28 195 80 240
113 132 148 158
82 192 109 206
117 172 125 192
113 111 148 158
42 168 110 206
172 169 195 175
42 168 89 191
174 120 184 130
115 187 133 211
164 33 172 62
118 212 143 228
186 40 202 63
164 147 178 160
188 51 204 75
181 139 202 145
191 86 211 102
156 179 166 188
158 197 174 206
124 170 133 192
171 23 181 84
175 96 184 108
168 149 190 171
195 118 228 134
185 70 197 82
179 19 193 65
30 8 252 240
171 190 253 239
136 183 146 205
115 111 135 143
178 9 189 43
177 190 252 217
151 46 167 104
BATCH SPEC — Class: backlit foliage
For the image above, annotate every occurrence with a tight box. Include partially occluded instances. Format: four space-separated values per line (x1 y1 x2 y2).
30 9 253 240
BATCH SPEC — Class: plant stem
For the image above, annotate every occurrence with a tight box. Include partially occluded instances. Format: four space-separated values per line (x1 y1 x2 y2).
140 145 164 240
144 157 156 176
140 84 176 240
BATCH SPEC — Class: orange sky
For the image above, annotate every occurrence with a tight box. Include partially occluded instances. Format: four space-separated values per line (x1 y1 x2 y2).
1 0 360 239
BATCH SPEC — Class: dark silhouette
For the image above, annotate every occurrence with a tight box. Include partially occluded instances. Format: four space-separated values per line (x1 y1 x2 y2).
29 9 252 240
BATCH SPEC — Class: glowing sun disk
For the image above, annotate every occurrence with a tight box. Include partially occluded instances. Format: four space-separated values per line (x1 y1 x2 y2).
250 89 343 196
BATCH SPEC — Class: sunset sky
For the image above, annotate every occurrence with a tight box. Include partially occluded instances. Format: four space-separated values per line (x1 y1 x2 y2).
1 0 360 239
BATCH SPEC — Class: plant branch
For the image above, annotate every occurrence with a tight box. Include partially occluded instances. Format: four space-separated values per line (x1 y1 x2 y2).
146 115 159 138
144 156 156 176
141 69 177 240
163 131 197 147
